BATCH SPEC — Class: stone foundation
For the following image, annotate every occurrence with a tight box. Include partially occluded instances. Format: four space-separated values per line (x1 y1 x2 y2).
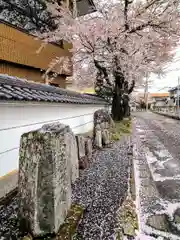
18 123 74 237
93 109 113 148
18 112 113 237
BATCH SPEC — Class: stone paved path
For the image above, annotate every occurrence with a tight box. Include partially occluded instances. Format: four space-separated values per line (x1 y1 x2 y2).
133 112 180 239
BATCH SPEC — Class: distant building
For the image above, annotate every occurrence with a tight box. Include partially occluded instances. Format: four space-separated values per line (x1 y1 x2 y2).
135 92 169 108
168 85 180 106
150 93 169 108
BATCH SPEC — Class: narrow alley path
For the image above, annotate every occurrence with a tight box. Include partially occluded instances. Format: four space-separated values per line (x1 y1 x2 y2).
0 137 132 240
72 137 131 240
133 112 180 239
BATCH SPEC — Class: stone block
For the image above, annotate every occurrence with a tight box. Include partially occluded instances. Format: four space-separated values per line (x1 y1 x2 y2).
65 132 79 183
100 122 106 130
102 129 110 146
94 131 102 149
76 135 86 159
104 121 110 129
76 135 89 169
174 208 180 224
18 123 73 237
94 109 115 127
146 214 169 231
79 157 89 169
85 137 93 159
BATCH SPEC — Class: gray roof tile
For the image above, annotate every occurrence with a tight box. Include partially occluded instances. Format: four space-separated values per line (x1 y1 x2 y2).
0 74 107 105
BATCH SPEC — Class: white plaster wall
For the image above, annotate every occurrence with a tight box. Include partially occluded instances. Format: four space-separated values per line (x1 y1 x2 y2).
0 101 106 177
154 100 166 107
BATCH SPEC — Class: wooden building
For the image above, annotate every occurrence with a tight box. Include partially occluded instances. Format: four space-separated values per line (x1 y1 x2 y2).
0 0 96 88
0 20 72 88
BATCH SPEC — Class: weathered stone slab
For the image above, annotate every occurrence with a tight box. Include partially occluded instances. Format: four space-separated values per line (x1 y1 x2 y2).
65 132 79 183
116 198 138 238
102 129 110 146
93 110 114 149
79 156 89 170
94 109 114 127
156 180 180 200
76 135 89 169
174 208 180 224
146 214 169 232
85 137 93 159
94 124 102 148
104 121 110 129
76 135 86 159
100 122 106 129
18 123 72 237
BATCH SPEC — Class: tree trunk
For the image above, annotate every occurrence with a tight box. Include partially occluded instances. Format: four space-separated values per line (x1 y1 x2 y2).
111 80 124 121
122 80 135 118
122 93 130 118
111 94 124 121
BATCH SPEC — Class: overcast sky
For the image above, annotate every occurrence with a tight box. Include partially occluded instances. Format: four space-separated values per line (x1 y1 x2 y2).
148 50 180 93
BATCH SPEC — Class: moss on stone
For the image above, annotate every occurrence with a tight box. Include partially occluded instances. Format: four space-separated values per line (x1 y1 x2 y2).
111 132 121 141
129 158 136 202
116 198 138 239
116 231 123 240
130 176 136 201
22 234 33 240
55 204 84 240
33 204 84 240
147 214 170 232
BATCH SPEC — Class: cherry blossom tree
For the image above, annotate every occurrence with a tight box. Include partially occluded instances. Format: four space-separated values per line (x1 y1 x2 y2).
0 0 57 33
40 0 180 120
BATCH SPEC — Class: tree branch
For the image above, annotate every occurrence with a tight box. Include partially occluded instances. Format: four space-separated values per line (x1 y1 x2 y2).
94 59 113 87
128 80 135 94
124 0 133 30
136 0 160 17
0 0 55 31
128 21 151 33
94 60 108 78
78 33 94 53
128 20 170 34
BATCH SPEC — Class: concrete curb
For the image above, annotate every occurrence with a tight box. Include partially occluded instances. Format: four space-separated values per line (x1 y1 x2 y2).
152 111 180 120
0 170 18 203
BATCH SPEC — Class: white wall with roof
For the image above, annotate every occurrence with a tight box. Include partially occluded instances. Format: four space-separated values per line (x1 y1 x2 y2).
0 101 107 178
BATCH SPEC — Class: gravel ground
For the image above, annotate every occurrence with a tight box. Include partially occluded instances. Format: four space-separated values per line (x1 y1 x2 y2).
72 138 131 240
0 195 19 240
0 138 131 240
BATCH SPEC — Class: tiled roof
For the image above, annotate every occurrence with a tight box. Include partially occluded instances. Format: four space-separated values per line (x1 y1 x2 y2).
150 93 169 97
169 85 180 92
0 74 107 105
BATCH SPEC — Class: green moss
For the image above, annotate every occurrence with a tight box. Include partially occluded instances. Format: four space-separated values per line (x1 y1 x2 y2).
130 167 136 201
116 231 123 240
110 118 132 141
34 204 84 240
111 133 121 141
55 204 84 240
116 198 139 238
